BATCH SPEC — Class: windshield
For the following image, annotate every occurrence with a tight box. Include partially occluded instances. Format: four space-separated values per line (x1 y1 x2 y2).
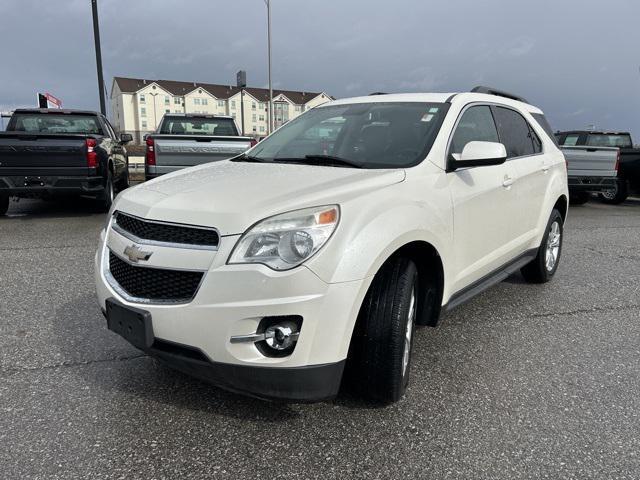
586 133 632 148
249 102 449 168
159 117 238 136
10 113 103 135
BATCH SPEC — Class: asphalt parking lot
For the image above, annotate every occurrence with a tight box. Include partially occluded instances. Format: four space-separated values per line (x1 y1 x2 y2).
1 197 639 480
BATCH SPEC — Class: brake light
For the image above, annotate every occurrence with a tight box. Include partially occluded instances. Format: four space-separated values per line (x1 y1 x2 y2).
86 138 98 168
146 137 156 166
615 150 620 172
249 138 258 148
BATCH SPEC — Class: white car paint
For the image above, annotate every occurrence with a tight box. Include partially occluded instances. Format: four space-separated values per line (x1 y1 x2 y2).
95 91 568 399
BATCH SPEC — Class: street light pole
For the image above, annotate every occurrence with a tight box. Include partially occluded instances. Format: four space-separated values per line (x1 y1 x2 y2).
91 0 106 115
265 0 274 134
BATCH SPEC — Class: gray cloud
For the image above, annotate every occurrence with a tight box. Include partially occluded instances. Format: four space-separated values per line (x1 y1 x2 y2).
1 0 639 138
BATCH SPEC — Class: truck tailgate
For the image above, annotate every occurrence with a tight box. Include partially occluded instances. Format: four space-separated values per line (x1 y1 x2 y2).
153 135 252 168
562 146 618 177
0 133 89 175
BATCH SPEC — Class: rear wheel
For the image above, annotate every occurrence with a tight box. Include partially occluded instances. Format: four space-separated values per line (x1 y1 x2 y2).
95 170 114 213
569 192 590 205
521 209 563 283
599 179 628 204
0 194 9 216
347 256 419 404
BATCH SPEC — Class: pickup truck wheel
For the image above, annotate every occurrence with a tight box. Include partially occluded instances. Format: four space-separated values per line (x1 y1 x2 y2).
598 179 628 204
95 171 114 213
521 209 563 283
0 195 9 216
348 256 418 404
569 192 590 205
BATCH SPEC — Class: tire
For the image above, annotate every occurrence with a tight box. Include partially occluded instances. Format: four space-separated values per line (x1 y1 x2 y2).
117 166 130 192
347 256 419 404
598 179 628 204
95 170 115 213
569 192 590 205
521 209 563 283
0 195 9 216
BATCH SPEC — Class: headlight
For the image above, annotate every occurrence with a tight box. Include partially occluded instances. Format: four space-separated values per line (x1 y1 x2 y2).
228 205 340 271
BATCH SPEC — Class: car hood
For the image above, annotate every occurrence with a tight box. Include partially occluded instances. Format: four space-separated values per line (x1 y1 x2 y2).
115 160 406 235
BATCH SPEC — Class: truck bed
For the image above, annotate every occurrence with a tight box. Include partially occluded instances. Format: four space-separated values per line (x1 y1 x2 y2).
562 146 618 193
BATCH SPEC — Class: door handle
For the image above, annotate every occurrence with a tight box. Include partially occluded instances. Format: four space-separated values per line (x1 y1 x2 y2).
542 164 550 172
502 176 514 188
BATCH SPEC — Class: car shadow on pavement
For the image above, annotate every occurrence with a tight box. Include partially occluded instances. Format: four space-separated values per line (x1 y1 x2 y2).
2 197 104 219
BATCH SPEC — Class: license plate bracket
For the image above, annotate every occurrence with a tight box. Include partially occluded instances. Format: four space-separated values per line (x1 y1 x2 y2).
105 298 154 350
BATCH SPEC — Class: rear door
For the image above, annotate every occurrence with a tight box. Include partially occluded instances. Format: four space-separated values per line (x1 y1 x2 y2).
447 104 520 292
492 106 547 246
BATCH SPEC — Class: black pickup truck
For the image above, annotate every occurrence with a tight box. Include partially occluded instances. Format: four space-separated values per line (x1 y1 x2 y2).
556 130 640 204
0 109 132 215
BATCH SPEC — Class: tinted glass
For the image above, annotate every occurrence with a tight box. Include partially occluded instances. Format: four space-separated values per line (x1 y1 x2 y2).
449 106 499 155
159 117 238 136
10 114 103 135
531 113 558 147
586 134 632 148
493 107 535 158
250 102 448 169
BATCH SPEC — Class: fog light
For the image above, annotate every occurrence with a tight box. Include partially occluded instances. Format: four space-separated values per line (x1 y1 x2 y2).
265 321 299 351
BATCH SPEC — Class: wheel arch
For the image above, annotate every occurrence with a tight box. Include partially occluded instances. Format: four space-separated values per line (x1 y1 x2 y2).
553 194 568 222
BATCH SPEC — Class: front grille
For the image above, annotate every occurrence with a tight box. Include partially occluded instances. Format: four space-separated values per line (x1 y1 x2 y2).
114 211 219 248
108 251 203 302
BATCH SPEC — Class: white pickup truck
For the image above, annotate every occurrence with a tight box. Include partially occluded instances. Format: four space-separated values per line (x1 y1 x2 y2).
144 114 255 181
96 87 568 404
561 145 618 204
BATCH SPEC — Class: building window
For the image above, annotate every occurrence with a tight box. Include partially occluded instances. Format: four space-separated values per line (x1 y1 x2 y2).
140 107 146 117
252 114 257 122
259 102 266 110
295 105 302 112
232 113 237 119
174 97 181 104
202 98 208 105
194 98 201 105
252 126 257 133
218 100 224 107
142 120 147 128
231 100 236 109
164 96 170 105
259 114 265 121
139 94 145 103
165 109 170 113
259 126 265 133
252 102 256 110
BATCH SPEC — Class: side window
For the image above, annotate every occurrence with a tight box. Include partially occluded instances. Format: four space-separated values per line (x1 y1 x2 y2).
492 107 535 158
449 105 499 155
530 127 542 153
562 134 580 146
104 119 117 139
495 107 535 158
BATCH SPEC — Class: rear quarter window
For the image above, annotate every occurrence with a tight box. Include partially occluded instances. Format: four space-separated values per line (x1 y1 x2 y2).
492 107 535 158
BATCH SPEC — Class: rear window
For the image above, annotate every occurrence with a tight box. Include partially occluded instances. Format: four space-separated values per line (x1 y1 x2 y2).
586 134 632 148
159 117 238 136
493 107 535 158
531 113 559 147
10 114 103 135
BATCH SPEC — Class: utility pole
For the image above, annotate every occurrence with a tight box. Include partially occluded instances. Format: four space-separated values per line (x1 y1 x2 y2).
91 0 106 115
265 0 273 134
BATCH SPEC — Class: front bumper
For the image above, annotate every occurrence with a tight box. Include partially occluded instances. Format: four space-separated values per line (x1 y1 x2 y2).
95 228 368 401
0 175 105 198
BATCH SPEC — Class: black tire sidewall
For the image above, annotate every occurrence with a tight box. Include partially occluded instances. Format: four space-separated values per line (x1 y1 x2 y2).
599 179 628 204
0 195 9 215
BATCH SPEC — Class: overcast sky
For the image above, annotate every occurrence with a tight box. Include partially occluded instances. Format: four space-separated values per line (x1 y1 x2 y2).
1 0 639 138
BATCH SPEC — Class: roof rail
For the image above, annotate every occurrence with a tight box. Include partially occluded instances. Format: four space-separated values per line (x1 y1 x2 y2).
471 86 528 104
369 92 388 96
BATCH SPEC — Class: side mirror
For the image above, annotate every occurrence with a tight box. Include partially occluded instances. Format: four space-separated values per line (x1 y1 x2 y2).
119 133 133 144
448 141 507 172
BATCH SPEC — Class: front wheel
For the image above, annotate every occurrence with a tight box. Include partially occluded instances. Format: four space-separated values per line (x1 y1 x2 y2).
347 256 419 404
598 179 628 204
0 195 9 216
521 209 563 283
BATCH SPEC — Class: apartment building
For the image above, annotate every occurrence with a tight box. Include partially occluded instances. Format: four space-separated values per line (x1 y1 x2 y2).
110 77 332 142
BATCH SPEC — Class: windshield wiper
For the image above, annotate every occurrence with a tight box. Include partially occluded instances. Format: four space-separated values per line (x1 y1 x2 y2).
273 155 364 169
230 153 269 163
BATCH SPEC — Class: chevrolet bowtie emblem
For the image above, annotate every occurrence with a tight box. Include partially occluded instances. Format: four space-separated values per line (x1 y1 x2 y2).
123 244 153 263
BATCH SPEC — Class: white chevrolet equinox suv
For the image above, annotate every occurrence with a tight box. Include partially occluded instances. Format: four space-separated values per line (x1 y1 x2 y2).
95 86 568 404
